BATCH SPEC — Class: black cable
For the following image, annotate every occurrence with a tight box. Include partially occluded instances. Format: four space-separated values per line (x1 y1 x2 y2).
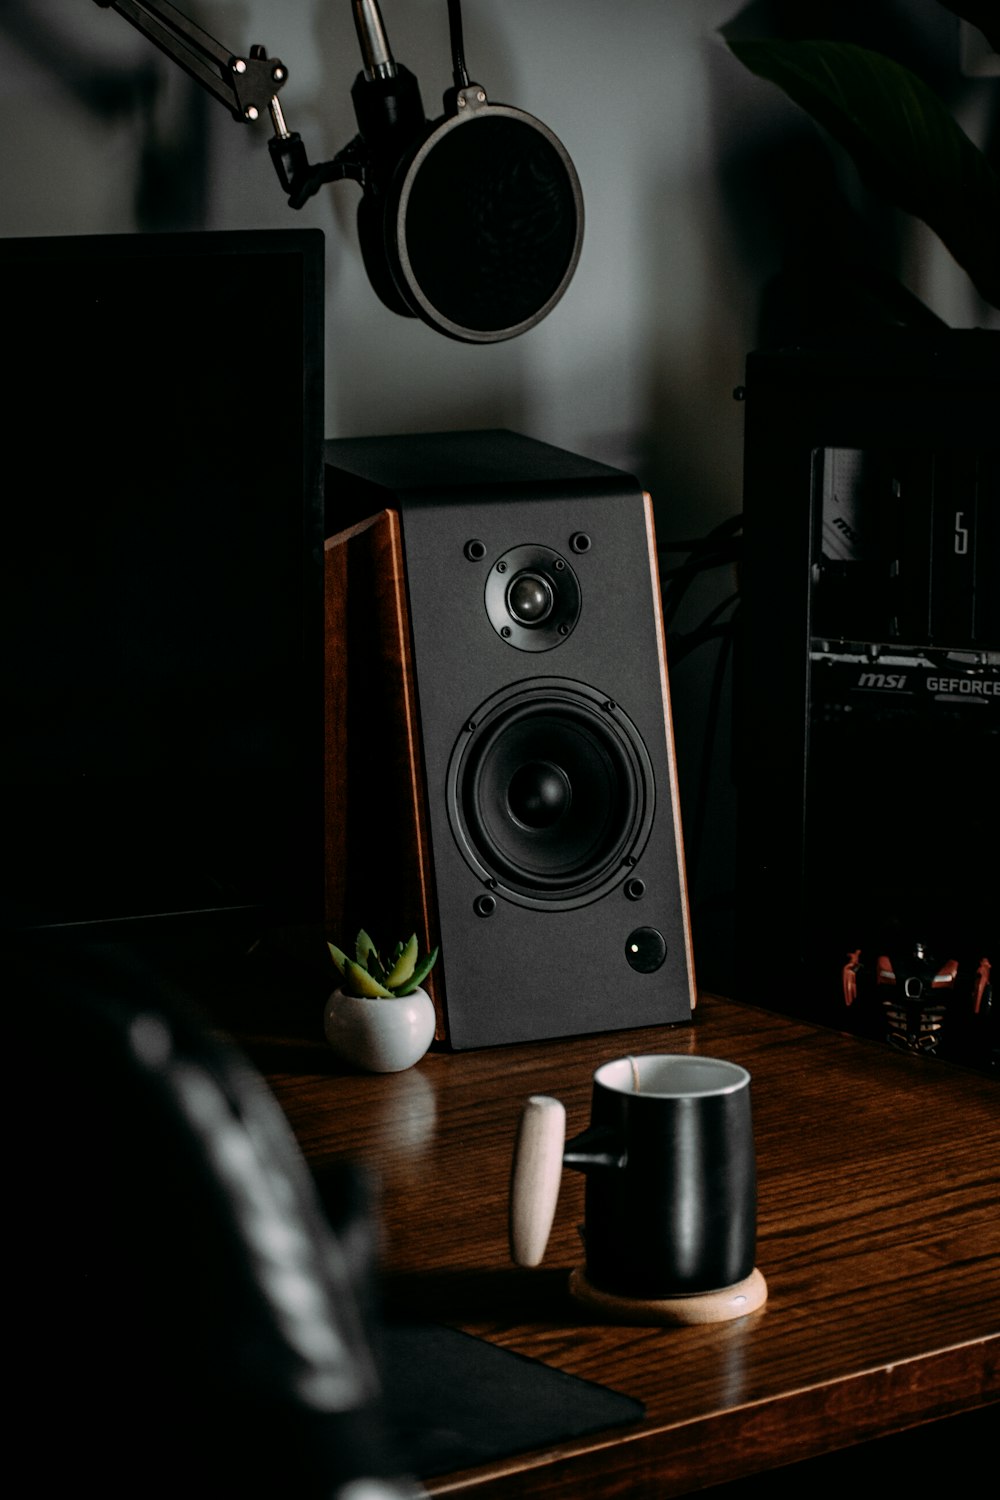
683 588 740 634
662 542 741 579
447 0 470 88
661 543 740 592
661 547 741 631
659 514 742 630
686 607 737 891
659 514 744 555
667 590 739 666
657 511 743 889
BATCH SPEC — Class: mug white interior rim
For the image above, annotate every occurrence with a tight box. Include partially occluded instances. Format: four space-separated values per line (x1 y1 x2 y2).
595 1054 750 1098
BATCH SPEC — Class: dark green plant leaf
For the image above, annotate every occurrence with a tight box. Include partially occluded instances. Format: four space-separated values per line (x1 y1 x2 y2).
725 37 1000 308
396 946 440 996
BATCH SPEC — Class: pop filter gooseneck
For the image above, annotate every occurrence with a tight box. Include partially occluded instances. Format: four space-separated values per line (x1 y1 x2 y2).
351 0 584 343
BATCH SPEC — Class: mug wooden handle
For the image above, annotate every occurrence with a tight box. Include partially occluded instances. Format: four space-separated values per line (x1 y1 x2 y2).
509 1095 567 1267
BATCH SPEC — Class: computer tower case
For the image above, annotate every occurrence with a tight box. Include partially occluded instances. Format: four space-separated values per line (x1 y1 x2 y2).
737 332 999 1073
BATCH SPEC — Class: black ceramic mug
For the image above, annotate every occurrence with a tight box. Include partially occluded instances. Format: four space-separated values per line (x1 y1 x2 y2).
510 1054 761 1309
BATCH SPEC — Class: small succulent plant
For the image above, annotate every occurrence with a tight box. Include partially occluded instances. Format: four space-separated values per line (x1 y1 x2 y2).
328 929 439 999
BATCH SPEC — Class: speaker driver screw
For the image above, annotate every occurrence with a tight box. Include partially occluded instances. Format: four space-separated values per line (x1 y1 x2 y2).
501 626 512 638
497 561 508 573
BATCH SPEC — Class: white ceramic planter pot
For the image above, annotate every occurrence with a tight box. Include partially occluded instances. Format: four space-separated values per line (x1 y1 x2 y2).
323 986 436 1073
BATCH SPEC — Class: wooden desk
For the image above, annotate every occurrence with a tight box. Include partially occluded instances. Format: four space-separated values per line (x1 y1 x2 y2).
253 995 999 1497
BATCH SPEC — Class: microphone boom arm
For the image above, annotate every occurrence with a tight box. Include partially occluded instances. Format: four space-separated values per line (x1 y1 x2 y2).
93 0 289 122
92 0 375 207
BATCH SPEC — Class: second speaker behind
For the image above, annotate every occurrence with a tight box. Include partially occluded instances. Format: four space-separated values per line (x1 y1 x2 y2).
325 431 695 1049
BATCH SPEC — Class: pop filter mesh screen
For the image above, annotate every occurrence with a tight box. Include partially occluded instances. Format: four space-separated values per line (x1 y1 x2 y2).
402 115 580 334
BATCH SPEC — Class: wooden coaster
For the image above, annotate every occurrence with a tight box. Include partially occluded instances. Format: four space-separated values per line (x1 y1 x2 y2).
568 1266 768 1325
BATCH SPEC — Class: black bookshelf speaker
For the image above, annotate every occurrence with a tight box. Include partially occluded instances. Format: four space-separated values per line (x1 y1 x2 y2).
324 430 695 1050
737 333 999 1073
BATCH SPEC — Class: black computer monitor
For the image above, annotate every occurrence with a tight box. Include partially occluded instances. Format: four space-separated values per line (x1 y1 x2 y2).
2 228 326 939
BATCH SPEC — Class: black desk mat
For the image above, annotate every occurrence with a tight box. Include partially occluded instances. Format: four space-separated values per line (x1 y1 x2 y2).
381 1321 644 1479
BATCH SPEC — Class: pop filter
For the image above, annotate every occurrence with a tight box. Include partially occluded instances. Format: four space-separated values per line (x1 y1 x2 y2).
350 2 584 343
388 87 583 343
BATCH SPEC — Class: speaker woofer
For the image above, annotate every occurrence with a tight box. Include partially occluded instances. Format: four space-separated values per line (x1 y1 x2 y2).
448 681 654 910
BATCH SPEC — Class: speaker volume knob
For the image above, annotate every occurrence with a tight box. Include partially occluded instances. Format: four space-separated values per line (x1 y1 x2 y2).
625 927 667 973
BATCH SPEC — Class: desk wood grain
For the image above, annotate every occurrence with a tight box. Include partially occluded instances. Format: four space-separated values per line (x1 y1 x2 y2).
249 996 1000 1498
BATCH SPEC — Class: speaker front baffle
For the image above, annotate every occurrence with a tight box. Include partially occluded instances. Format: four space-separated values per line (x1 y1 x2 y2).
324 430 696 1049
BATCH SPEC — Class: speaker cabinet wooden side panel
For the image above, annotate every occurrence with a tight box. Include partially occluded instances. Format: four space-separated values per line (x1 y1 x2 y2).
323 511 443 1031
643 490 698 1007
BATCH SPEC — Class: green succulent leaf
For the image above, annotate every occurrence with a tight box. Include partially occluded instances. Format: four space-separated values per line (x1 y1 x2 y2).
369 951 391 985
355 929 378 968
724 36 1000 309
386 933 418 989
327 940 349 978
330 929 439 997
395 945 440 996
343 956 394 999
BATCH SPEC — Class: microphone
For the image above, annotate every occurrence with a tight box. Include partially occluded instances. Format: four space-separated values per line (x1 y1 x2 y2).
349 0 584 343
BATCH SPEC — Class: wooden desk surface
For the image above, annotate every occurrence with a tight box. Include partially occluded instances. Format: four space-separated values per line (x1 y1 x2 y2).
252 995 999 1498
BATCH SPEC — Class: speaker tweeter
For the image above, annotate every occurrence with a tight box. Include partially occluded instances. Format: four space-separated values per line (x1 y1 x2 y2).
484 544 580 650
